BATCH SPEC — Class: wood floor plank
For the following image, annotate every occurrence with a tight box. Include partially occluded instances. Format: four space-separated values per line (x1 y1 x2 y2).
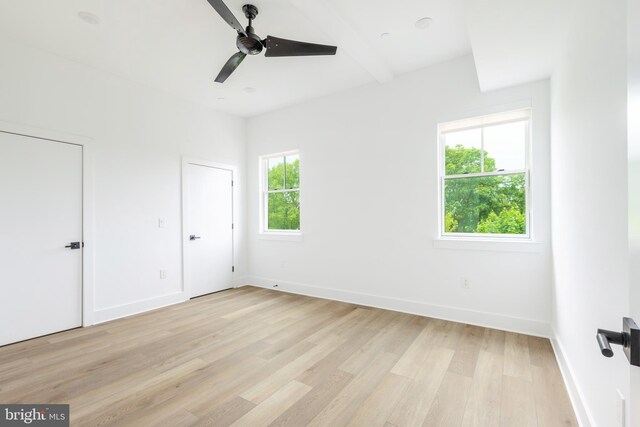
296 327 378 387
72 358 208 424
346 373 411 426
193 396 255 427
500 375 537 427
390 319 433 379
448 324 484 378
528 336 558 370
0 286 577 427
269 369 354 427
387 347 455 427
461 350 504 427
481 327 506 355
428 319 465 350
307 351 399 426
240 337 346 404
504 331 533 381
422 372 473 427
231 381 311 427
531 365 579 427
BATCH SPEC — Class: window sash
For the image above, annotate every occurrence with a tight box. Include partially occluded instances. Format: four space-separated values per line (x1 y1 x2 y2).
263 189 300 232
442 121 530 176
440 171 530 238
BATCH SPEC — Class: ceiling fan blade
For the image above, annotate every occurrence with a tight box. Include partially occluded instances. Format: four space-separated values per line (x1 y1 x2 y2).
205 0 246 35
264 36 337 57
215 52 246 83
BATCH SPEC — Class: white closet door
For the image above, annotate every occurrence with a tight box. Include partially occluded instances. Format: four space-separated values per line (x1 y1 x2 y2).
186 163 233 298
0 132 83 346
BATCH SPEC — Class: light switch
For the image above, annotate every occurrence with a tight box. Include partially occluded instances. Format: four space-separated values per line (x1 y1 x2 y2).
158 218 166 228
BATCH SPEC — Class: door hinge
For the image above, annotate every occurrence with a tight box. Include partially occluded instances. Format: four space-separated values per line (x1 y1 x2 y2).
231 180 234 187
232 266 235 273
232 223 234 230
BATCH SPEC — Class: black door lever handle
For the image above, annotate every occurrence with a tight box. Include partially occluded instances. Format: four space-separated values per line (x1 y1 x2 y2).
596 317 640 367
596 329 624 357
189 235 201 241
65 242 81 250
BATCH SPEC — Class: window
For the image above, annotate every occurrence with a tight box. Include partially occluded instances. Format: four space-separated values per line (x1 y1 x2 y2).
260 151 300 233
438 109 531 238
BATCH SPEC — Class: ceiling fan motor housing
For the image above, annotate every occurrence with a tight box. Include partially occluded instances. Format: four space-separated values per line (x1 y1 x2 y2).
236 5 262 55
237 26 263 55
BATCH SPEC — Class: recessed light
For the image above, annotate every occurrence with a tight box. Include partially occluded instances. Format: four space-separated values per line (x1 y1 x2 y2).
244 87 256 94
78 11 100 25
415 17 433 30
380 32 392 40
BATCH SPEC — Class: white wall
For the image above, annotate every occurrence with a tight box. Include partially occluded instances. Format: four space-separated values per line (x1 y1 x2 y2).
246 55 553 336
550 1 629 425
0 35 247 323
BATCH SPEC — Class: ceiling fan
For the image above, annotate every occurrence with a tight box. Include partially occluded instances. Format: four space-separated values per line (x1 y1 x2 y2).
205 0 338 83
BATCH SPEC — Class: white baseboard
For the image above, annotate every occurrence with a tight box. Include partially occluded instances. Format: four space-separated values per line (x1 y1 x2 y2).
233 277 250 288
244 276 551 338
92 277 248 325
93 292 187 324
550 330 595 427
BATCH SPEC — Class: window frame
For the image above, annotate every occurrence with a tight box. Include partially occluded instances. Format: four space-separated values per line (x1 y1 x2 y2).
259 150 302 236
437 109 533 240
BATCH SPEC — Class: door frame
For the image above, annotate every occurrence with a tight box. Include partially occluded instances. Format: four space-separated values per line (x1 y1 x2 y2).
0 119 96 327
181 157 238 299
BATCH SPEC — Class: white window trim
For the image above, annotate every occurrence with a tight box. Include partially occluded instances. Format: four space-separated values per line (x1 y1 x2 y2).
437 109 533 242
259 150 302 239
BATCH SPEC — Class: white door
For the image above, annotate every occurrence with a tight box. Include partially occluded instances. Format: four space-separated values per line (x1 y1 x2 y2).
628 0 640 422
0 132 83 346
185 163 233 298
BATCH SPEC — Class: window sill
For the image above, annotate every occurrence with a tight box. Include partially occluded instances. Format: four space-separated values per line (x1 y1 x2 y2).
433 238 542 253
257 233 304 242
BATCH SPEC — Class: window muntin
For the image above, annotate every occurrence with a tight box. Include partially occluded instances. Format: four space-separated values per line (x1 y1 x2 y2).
439 110 531 238
261 152 300 232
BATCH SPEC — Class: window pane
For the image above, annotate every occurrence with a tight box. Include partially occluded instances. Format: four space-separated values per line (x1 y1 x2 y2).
444 173 526 235
444 128 482 175
285 154 300 189
267 156 285 190
268 191 300 230
483 121 527 172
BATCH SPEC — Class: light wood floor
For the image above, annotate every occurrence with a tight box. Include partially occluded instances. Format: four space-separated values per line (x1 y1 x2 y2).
0 286 577 426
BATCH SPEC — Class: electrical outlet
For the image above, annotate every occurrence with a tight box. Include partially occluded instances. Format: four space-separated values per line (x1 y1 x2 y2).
461 277 470 289
160 269 167 280
158 218 166 228
616 389 625 426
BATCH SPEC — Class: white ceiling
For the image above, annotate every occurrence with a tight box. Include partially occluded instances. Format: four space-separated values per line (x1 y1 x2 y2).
0 0 471 116
464 0 573 92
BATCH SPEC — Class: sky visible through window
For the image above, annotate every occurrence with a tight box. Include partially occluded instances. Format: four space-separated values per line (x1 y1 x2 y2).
445 121 526 173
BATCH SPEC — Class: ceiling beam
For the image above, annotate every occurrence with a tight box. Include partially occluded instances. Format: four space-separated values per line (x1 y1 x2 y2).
287 0 394 83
